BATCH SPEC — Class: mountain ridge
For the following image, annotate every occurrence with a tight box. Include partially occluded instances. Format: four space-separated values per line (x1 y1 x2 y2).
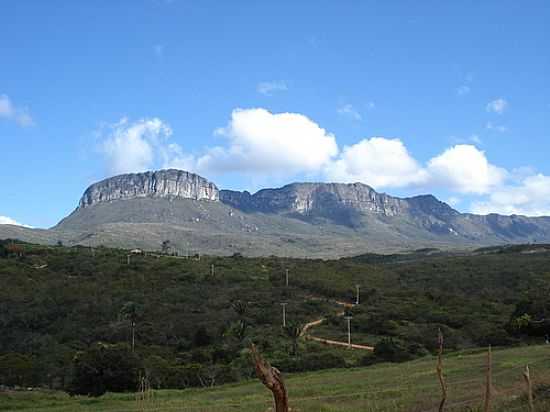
2 169 550 257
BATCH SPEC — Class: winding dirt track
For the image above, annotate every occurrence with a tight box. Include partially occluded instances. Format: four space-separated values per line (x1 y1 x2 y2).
300 300 374 351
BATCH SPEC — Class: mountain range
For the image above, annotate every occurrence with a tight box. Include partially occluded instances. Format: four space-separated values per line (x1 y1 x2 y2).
1 169 549 257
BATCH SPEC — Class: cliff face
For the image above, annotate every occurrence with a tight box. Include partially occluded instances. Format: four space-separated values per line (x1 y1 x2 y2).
220 182 409 216
78 169 219 208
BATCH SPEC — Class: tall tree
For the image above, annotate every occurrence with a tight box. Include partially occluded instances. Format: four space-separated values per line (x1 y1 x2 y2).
120 302 139 352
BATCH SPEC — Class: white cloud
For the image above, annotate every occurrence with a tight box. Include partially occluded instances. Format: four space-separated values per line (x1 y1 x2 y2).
0 94 34 127
0 95 15 117
486 121 508 133
427 145 507 194
325 137 428 188
93 108 548 217
257 81 288 96
100 117 173 175
337 104 362 121
325 140 505 195
447 197 461 207
197 108 338 175
486 98 508 114
471 174 550 216
469 134 482 145
0 215 33 228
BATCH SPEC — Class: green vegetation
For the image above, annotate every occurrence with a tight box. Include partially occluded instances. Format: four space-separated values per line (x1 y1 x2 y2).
1 240 550 401
3 345 550 411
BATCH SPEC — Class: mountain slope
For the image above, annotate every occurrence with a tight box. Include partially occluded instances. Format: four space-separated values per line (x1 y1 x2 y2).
2 169 550 257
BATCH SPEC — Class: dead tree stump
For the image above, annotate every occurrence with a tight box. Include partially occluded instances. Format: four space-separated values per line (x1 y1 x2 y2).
250 344 289 412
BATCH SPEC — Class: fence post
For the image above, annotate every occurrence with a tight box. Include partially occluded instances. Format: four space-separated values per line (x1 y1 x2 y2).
483 345 492 412
436 328 447 412
523 365 534 412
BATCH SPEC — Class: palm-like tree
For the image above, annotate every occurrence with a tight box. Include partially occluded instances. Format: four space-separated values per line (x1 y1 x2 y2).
230 300 249 342
120 302 139 352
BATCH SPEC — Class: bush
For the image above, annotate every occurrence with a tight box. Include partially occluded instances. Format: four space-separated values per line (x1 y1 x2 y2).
374 337 416 363
0 353 39 387
68 343 141 396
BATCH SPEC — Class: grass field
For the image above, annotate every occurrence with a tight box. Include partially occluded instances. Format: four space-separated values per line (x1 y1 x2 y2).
2 345 550 412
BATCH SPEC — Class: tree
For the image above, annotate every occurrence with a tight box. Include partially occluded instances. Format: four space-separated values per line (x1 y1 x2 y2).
161 240 171 254
68 343 141 396
228 300 249 342
374 337 414 362
0 353 38 387
120 302 140 352
282 323 302 356
193 326 212 347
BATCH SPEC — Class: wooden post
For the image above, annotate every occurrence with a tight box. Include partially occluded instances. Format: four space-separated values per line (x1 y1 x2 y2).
250 344 289 412
436 328 447 412
523 365 534 412
483 345 492 412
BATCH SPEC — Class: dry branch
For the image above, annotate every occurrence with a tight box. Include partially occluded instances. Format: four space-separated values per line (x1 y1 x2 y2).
250 344 289 412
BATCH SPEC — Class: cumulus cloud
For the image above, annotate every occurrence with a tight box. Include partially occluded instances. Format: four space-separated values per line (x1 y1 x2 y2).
94 108 548 217
324 140 505 195
257 81 288 96
197 108 338 174
0 215 33 228
325 137 428 188
471 174 550 216
100 117 173 175
427 145 506 194
337 104 362 121
486 98 508 114
0 94 34 127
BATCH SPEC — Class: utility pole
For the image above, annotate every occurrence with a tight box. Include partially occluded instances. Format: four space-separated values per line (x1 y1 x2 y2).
285 269 289 287
281 303 288 327
211 264 215 277
131 320 135 352
355 284 360 305
344 315 353 348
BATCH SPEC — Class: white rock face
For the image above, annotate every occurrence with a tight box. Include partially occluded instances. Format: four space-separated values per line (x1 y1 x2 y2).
220 182 408 216
78 169 219 208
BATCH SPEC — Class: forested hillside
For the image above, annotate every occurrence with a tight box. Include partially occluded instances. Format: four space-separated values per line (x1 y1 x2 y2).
1 240 549 396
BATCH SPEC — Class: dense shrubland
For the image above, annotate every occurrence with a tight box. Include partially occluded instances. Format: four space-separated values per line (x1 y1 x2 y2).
1 239 549 396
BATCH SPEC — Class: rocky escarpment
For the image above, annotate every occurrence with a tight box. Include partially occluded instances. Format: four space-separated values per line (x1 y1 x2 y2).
220 182 408 216
78 169 219 208
4 168 550 257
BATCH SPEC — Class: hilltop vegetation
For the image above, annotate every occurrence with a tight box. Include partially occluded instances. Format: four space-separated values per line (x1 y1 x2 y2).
1 240 550 397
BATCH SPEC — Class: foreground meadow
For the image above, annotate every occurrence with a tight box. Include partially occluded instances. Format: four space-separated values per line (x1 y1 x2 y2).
3 345 550 412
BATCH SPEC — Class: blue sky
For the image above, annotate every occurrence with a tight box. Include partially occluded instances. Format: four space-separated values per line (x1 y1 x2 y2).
1 0 549 228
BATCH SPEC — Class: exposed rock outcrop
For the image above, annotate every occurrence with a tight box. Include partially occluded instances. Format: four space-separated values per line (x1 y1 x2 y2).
220 182 408 216
78 170 219 208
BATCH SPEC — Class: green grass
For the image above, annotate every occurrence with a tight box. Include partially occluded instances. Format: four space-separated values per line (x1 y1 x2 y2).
3 345 550 412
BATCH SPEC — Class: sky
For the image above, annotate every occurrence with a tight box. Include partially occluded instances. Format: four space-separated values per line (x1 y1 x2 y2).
1 0 549 228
